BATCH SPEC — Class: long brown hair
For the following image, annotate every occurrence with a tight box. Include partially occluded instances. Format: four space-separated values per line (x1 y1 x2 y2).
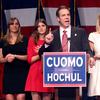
32 19 48 45
4 17 23 44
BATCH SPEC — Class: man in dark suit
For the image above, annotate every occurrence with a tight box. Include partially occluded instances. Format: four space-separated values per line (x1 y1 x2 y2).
39 5 95 100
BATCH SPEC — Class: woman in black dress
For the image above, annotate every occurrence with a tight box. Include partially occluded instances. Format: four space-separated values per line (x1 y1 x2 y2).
0 17 29 100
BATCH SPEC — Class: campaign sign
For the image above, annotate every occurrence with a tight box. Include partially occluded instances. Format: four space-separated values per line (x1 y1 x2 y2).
43 52 86 87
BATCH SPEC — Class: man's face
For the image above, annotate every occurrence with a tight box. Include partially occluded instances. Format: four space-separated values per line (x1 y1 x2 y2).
57 9 71 28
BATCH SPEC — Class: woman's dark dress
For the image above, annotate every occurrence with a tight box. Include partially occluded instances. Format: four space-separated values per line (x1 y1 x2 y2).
0 36 29 94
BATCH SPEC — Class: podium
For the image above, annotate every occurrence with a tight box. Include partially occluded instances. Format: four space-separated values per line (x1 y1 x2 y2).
43 52 87 100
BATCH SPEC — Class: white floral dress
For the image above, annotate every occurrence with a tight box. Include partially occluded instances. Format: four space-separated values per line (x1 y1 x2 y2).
88 32 100 96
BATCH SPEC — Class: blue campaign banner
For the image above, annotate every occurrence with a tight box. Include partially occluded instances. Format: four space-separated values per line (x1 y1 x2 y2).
43 52 87 87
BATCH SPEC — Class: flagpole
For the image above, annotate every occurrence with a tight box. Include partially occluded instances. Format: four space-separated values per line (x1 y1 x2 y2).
40 0 44 9
74 0 76 26
37 0 44 20
0 0 3 38
37 0 40 20
74 1 82 99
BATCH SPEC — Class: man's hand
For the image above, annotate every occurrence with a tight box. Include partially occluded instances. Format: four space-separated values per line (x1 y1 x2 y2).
45 28 54 44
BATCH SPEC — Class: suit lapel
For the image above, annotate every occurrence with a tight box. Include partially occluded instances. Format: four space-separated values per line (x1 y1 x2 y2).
70 27 76 51
54 29 62 52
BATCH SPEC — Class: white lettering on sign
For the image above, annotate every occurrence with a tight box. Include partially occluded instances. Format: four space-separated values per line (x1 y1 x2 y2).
47 57 83 67
47 73 82 82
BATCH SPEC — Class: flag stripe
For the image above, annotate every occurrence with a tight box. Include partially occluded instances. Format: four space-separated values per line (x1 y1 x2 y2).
78 8 100 26
2 0 100 37
77 0 100 7
44 8 58 26
5 8 37 26
44 8 100 26
42 0 70 7
5 7 100 27
2 0 38 9
82 26 95 34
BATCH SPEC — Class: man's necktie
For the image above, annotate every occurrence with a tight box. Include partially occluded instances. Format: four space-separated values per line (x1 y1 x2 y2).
62 30 68 52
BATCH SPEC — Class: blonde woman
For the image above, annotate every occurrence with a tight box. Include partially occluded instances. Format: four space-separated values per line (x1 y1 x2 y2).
0 17 29 100
88 15 100 99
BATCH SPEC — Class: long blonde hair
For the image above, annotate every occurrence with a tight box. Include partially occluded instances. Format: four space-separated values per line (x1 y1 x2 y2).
96 14 100 32
4 17 23 44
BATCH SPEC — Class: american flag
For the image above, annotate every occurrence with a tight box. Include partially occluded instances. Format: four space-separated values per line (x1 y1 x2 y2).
1 0 100 37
